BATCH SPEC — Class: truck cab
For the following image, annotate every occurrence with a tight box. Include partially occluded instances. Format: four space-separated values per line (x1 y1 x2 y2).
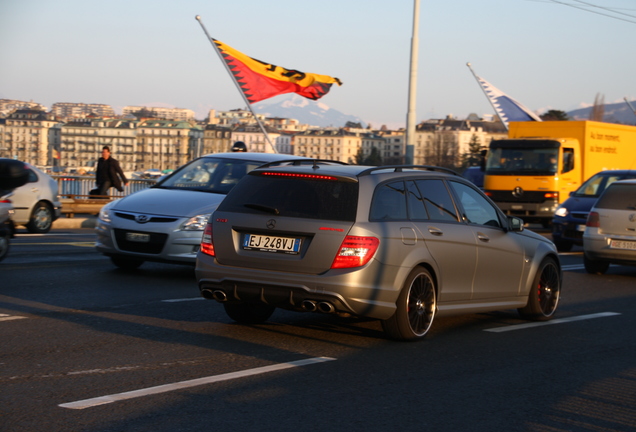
484 138 578 226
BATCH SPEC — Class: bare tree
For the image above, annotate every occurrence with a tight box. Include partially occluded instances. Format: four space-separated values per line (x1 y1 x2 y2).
589 93 605 121
425 131 459 169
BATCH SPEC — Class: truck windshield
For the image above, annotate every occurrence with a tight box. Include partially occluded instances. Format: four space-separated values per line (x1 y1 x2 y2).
485 147 559 176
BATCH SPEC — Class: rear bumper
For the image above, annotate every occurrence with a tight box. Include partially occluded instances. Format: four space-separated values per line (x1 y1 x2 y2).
195 253 401 320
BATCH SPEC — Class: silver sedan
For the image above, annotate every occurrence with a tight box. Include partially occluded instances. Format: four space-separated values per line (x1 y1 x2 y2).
95 152 304 269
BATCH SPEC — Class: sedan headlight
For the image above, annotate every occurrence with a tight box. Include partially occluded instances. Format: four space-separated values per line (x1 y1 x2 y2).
181 214 211 231
554 207 568 218
98 202 115 223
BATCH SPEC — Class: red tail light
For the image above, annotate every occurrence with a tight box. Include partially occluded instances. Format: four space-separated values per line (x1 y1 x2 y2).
331 236 379 269
200 223 215 256
0 198 11 204
586 211 600 228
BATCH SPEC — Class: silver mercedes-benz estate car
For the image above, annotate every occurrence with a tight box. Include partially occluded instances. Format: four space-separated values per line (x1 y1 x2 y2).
195 163 562 341
95 152 305 269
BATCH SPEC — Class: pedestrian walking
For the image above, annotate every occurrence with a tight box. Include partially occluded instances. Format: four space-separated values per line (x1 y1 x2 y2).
95 146 128 196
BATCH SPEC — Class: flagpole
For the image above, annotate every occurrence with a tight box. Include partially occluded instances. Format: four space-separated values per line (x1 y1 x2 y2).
405 0 420 165
195 15 278 153
624 97 636 120
466 62 508 131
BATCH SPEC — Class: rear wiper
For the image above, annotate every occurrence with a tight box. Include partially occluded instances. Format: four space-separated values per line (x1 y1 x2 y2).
244 203 279 215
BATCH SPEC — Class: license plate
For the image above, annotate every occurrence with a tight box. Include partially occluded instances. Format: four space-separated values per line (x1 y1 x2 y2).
576 224 586 232
126 232 150 243
243 234 301 254
511 205 523 210
610 240 636 250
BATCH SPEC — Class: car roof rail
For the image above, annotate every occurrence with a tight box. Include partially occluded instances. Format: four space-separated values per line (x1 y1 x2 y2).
257 159 349 169
357 165 460 177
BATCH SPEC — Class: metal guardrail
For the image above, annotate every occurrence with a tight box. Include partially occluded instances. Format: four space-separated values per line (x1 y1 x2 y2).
53 175 157 217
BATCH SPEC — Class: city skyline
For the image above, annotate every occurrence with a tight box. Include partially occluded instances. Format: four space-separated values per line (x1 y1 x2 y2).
1 0 635 129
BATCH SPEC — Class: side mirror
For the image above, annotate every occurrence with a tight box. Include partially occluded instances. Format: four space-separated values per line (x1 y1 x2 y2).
507 216 524 232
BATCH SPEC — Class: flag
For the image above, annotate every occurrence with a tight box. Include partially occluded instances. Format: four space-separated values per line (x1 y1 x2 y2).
467 64 541 129
212 38 342 104
53 149 60 159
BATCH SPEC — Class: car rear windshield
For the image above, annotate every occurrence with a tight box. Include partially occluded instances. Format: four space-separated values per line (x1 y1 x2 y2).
595 184 636 210
217 174 359 221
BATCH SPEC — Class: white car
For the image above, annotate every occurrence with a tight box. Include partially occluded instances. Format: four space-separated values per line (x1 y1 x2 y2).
8 163 62 233
583 179 636 274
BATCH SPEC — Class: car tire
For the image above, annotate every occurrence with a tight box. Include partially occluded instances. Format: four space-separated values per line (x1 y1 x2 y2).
110 256 144 270
518 257 560 320
0 232 9 262
382 267 437 341
223 302 276 324
26 202 53 233
583 255 610 275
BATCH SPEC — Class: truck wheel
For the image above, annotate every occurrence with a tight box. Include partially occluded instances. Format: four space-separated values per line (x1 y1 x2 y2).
26 202 53 233
518 257 560 320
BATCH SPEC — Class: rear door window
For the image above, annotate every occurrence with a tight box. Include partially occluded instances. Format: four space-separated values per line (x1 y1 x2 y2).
414 179 458 222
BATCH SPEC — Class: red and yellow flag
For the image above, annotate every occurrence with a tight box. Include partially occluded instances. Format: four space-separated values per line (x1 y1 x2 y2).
212 38 342 104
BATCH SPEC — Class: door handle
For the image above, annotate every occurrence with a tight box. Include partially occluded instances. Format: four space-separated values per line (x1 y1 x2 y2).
477 233 490 242
428 227 443 236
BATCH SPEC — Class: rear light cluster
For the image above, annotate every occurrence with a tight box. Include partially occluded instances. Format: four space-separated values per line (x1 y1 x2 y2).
331 236 379 269
586 211 600 228
260 172 337 181
200 223 215 256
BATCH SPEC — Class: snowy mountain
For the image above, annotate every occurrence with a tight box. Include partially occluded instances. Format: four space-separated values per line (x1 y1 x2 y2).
253 95 367 128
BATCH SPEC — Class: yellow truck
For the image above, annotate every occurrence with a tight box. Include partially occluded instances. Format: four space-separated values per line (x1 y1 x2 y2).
483 120 636 226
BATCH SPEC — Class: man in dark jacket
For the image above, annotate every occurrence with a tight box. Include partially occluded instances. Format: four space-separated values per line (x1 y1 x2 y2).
96 146 128 196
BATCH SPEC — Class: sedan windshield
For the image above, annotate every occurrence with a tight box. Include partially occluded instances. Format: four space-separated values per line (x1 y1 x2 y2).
154 157 264 194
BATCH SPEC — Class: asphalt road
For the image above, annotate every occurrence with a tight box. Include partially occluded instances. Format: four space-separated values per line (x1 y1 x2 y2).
1 228 635 432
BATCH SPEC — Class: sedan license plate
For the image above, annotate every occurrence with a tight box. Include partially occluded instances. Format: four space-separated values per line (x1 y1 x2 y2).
610 239 636 250
126 232 150 243
243 234 301 254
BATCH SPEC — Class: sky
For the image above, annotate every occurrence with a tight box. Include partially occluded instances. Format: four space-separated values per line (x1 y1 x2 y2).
1 0 635 129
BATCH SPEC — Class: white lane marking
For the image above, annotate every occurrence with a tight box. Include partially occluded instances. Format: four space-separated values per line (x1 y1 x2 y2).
485 312 621 333
0 314 27 322
60 356 336 409
161 297 205 303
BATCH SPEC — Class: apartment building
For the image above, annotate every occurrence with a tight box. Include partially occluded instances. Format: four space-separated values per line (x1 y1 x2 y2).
0 99 46 116
122 106 195 121
52 102 115 119
59 119 138 172
136 119 202 171
231 124 280 154
1 109 58 166
201 124 233 157
294 129 362 163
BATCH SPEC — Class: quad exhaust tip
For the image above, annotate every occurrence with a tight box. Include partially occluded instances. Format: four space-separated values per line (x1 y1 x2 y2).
201 289 228 302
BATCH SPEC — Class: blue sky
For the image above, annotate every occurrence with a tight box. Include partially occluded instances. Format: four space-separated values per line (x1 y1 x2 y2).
1 0 634 128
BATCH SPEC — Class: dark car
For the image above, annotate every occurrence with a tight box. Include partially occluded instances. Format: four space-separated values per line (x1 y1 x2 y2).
552 170 636 251
462 166 484 188
196 163 561 341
